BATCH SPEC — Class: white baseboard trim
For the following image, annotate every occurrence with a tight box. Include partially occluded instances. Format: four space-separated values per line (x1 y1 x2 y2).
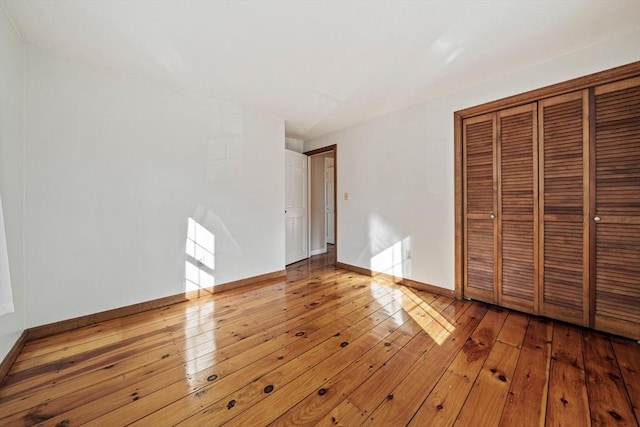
310 248 328 256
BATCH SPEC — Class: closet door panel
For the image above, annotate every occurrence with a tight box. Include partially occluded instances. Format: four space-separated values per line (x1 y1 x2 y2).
463 114 497 303
466 219 494 295
497 104 537 312
539 91 589 325
593 77 640 339
542 221 585 311
501 221 535 306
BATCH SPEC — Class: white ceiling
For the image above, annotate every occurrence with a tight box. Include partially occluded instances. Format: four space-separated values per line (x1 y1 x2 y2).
3 1 639 140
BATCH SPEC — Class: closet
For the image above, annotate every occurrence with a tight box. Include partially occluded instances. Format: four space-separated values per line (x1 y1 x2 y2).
456 63 640 340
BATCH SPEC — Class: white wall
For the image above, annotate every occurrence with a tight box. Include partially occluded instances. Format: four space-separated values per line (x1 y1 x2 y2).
305 30 640 291
285 137 304 153
0 4 26 362
24 47 285 327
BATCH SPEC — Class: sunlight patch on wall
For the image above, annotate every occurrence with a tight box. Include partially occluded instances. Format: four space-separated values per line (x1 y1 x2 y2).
369 237 412 281
186 217 215 269
185 260 214 292
371 241 403 278
367 214 412 280
185 217 215 296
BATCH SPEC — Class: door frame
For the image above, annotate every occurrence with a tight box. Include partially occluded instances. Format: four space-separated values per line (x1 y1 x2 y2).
304 144 337 263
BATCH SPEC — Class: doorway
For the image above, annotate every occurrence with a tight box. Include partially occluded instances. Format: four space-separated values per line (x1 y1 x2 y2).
305 145 337 262
324 157 335 245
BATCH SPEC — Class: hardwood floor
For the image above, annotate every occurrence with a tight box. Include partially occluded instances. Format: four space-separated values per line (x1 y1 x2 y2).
1 248 638 426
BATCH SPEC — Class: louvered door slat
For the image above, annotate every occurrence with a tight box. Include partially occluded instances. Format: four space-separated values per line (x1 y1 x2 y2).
497 104 537 312
539 91 589 326
463 114 496 303
593 77 640 340
501 222 534 300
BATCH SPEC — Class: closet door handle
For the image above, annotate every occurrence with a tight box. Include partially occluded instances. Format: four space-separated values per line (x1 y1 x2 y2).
594 216 601 222
490 214 495 219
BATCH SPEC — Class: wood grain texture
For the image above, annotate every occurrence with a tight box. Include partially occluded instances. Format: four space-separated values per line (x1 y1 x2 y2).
546 323 590 427
408 308 512 427
583 330 637 426
497 103 538 314
463 113 497 304
611 337 640 424
593 77 640 340
499 317 552 426
538 90 589 326
0 248 638 426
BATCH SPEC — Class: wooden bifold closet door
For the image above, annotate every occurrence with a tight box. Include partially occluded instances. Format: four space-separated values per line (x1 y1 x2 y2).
538 90 590 326
463 113 496 303
459 69 640 340
592 77 640 338
463 104 538 311
497 104 538 313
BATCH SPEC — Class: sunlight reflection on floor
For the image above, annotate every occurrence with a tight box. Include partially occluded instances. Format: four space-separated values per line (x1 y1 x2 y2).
370 282 454 345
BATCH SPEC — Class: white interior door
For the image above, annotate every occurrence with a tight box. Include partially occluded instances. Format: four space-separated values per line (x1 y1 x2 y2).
324 157 335 245
285 150 308 264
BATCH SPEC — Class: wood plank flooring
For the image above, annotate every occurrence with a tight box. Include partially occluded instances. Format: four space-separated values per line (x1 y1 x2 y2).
1 248 639 426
